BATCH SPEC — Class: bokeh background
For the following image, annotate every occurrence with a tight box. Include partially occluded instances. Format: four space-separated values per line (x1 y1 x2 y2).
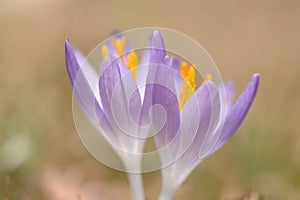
0 0 299 199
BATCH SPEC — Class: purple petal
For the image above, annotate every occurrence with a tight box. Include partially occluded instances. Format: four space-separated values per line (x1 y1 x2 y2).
189 81 220 160
147 31 175 90
152 82 180 148
149 30 166 64
65 38 80 86
138 30 168 125
169 57 180 73
65 38 97 117
65 39 113 134
140 31 181 147
98 55 149 149
99 55 140 121
159 81 220 186
72 46 101 103
221 81 235 109
99 55 129 114
213 73 260 152
176 82 220 173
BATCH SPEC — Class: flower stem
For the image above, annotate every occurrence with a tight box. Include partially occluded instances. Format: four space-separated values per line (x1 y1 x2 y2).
127 172 145 200
158 183 177 200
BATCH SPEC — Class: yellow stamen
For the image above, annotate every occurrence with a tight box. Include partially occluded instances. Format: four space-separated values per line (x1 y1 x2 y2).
103 36 138 79
110 36 127 63
179 62 196 110
203 73 212 82
101 44 108 58
127 50 137 79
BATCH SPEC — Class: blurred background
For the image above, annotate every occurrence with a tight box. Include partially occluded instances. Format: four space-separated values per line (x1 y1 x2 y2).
0 0 299 199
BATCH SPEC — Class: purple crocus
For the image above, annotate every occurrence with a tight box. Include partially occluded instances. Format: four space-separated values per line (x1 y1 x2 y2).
65 30 259 200
147 33 259 199
65 35 151 200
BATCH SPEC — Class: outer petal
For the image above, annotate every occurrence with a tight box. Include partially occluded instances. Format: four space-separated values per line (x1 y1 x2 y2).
65 39 113 135
160 81 220 186
147 31 177 93
220 81 235 110
213 74 260 152
148 31 181 146
139 30 168 125
65 39 98 126
99 55 129 118
143 31 167 84
98 55 147 152
65 38 83 86
72 46 101 104
185 81 220 164
152 82 180 148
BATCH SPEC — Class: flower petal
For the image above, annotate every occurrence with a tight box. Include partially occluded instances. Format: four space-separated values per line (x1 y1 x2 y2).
65 39 98 125
72 46 101 105
65 38 82 86
65 39 112 135
98 55 148 152
152 81 180 148
149 31 166 64
138 30 168 125
185 81 220 163
148 31 181 145
220 81 235 109
224 81 235 106
98 55 129 118
213 73 260 152
160 81 220 186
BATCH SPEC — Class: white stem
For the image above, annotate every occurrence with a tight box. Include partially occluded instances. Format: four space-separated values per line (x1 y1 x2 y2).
127 172 145 200
122 155 145 200
158 182 177 200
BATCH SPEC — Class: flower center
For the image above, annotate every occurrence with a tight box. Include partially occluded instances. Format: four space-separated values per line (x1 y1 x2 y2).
101 36 137 79
101 45 108 58
110 36 127 63
127 50 137 79
179 62 196 110
101 37 212 110
178 62 212 110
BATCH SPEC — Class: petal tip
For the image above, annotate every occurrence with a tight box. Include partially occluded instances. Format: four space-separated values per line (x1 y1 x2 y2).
152 30 164 47
251 73 260 90
65 38 72 54
253 73 260 79
153 30 161 36
65 37 70 46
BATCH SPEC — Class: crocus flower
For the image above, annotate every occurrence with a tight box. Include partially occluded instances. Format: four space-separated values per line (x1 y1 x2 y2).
65 29 259 200
65 32 154 200
65 30 182 200
147 33 260 199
